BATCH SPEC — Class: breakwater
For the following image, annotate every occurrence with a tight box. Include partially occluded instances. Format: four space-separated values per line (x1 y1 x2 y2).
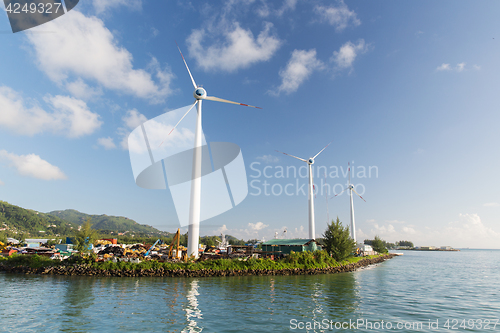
0 254 396 277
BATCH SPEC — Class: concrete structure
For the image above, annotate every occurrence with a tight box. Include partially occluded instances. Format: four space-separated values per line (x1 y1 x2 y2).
261 239 322 256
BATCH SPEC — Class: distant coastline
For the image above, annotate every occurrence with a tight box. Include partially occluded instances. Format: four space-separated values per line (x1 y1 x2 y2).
402 248 459 252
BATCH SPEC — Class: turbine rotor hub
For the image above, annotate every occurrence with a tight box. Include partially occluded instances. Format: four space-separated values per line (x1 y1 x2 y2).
308 158 315 164
194 87 207 100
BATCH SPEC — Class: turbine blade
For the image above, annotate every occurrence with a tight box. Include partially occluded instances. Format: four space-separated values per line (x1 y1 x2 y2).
159 101 197 147
206 96 262 109
352 188 366 202
331 187 348 199
176 41 197 89
313 141 333 159
275 150 307 162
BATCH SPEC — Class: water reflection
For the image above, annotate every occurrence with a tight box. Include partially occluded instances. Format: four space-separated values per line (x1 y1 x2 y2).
323 273 359 318
183 279 203 333
60 277 96 332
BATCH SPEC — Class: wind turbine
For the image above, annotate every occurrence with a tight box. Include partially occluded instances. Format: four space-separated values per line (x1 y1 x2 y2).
276 142 332 239
333 162 365 244
170 43 261 258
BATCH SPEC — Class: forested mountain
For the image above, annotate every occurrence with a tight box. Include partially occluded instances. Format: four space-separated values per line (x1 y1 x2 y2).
0 201 78 237
0 201 166 238
48 209 164 235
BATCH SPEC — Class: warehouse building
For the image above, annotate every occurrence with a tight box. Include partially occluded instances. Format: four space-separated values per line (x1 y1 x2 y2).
261 239 322 255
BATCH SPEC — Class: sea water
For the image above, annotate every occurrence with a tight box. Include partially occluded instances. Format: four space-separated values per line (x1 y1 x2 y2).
0 249 498 332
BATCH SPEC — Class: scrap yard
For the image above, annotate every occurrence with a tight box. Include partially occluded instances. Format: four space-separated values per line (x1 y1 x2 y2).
0 230 277 263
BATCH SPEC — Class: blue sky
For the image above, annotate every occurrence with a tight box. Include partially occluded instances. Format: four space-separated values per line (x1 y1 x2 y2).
1 0 499 248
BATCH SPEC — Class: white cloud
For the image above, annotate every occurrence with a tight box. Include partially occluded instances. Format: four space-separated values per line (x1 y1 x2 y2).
27 10 173 103
276 0 298 16
314 1 361 32
436 63 474 72
121 107 196 154
273 49 323 95
436 63 451 71
256 154 279 163
97 137 117 150
66 78 103 100
0 150 67 180
123 109 148 130
248 221 268 231
440 213 499 248
483 202 500 207
216 224 229 235
385 219 406 224
46 95 102 137
331 40 368 69
0 86 101 137
362 214 500 249
93 0 142 15
186 22 281 72
401 226 417 234
256 0 297 18
119 109 148 150
414 148 425 154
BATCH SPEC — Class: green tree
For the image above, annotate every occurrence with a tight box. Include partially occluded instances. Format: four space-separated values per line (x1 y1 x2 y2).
322 217 356 262
371 235 388 253
74 218 99 253
16 232 27 245
179 232 188 247
397 240 414 248
0 231 7 243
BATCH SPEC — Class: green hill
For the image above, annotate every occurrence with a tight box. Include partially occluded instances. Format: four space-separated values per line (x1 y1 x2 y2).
0 201 167 239
48 209 164 235
0 201 78 237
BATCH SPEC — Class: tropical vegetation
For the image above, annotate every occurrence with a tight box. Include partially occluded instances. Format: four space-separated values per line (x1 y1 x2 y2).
0 251 385 272
322 217 356 261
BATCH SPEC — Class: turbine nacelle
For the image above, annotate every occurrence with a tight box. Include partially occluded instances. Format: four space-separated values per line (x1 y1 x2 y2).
308 158 315 165
348 184 354 190
194 87 207 100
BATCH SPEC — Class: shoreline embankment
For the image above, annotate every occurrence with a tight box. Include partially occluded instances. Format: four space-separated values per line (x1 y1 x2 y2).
0 254 396 278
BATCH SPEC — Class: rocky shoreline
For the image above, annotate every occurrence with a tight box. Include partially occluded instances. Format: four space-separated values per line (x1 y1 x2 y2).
0 254 396 278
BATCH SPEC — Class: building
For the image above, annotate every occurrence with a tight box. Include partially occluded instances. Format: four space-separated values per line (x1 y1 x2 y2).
261 239 322 256
361 244 376 256
25 239 53 247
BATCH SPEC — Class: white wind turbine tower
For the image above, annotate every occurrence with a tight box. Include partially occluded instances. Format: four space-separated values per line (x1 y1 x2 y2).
169 43 261 258
333 162 366 244
276 142 332 239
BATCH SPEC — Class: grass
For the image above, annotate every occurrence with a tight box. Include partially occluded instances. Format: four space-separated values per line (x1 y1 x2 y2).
0 251 386 272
